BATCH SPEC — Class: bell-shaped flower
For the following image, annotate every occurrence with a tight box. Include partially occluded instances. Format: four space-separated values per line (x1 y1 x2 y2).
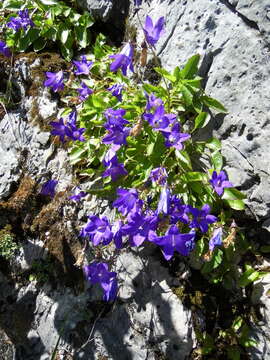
112 220 124 249
110 42 134 76
77 82 93 101
145 93 164 111
83 215 113 246
144 105 170 131
102 126 130 146
123 212 159 247
84 262 117 302
209 171 233 196
149 167 168 186
65 123 86 142
69 188 87 202
0 41 11 57
113 188 139 216
44 71 64 92
169 195 189 225
157 186 171 215
50 118 68 142
108 83 124 102
73 55 93 75
102 159 128 181
209 227 223 251
162 123 190 150
189 204 217 233
40 180 58 197
7 9 34 32
143 15 165 47
150 225 196 260
104 108 129 129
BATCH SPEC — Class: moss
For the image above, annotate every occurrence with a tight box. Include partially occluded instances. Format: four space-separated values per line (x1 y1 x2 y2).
30 190 84 289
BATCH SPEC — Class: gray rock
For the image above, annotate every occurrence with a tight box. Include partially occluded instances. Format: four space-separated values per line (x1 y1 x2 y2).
131 0 270 220
77 0 113 21
250 274 270 359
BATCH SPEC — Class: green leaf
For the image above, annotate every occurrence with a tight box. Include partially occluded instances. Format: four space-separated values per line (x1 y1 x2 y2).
232 316 243 332
225 199 245 211
202 95 228 113
202 249 223 274
180 85 193 106
17 28 40 51
260 245 270 253
33 37 47 51
180 54 200 79
75 26 90 49
193 112 210 131
60 44 73 61
154 67 176 82
205 137 221 151
222 188 246 201
91 94 107 109
79 12 94 28
238 265 260 287
212 151 223 171
184 172 207 182
38 0 58 5
175 150 192 170
69 147 87 165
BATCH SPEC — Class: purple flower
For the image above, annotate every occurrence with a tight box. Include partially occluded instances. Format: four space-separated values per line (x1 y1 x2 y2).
40 180 58 197
143 16 165 47
145 93 163 111
102 127 130 146
112 220 124 249
150 225 195 260
68 110 77 126
83 215 113 246
144 105 170 131
113 188 139 216
123 212 159 247
110 42 134 76
77 82 93 101
66 123 86 142
157 187 171 215
108 84 124 102
102 145 120 167
0 41 11 57
102 161 128 181
84 262 117 302
209 227 223 251
73 55 93 76
162 123 190 150
169 195 189 225
7 9 34 32
44 71 64 92
134 0 142 8
149 167 168 185
209 171 233 196
69 189 87 201
104 108 129 129
189 204 217 233
50 118 68 142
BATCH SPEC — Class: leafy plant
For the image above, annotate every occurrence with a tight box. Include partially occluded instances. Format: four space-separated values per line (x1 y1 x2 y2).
0 0 94 59
0 225 18 259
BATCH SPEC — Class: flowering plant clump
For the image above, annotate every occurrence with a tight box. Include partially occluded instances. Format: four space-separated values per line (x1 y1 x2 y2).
0 0 94 60
0 0 249 306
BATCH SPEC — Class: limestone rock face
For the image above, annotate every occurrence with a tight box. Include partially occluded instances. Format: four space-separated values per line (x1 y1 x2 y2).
131 0 270 222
